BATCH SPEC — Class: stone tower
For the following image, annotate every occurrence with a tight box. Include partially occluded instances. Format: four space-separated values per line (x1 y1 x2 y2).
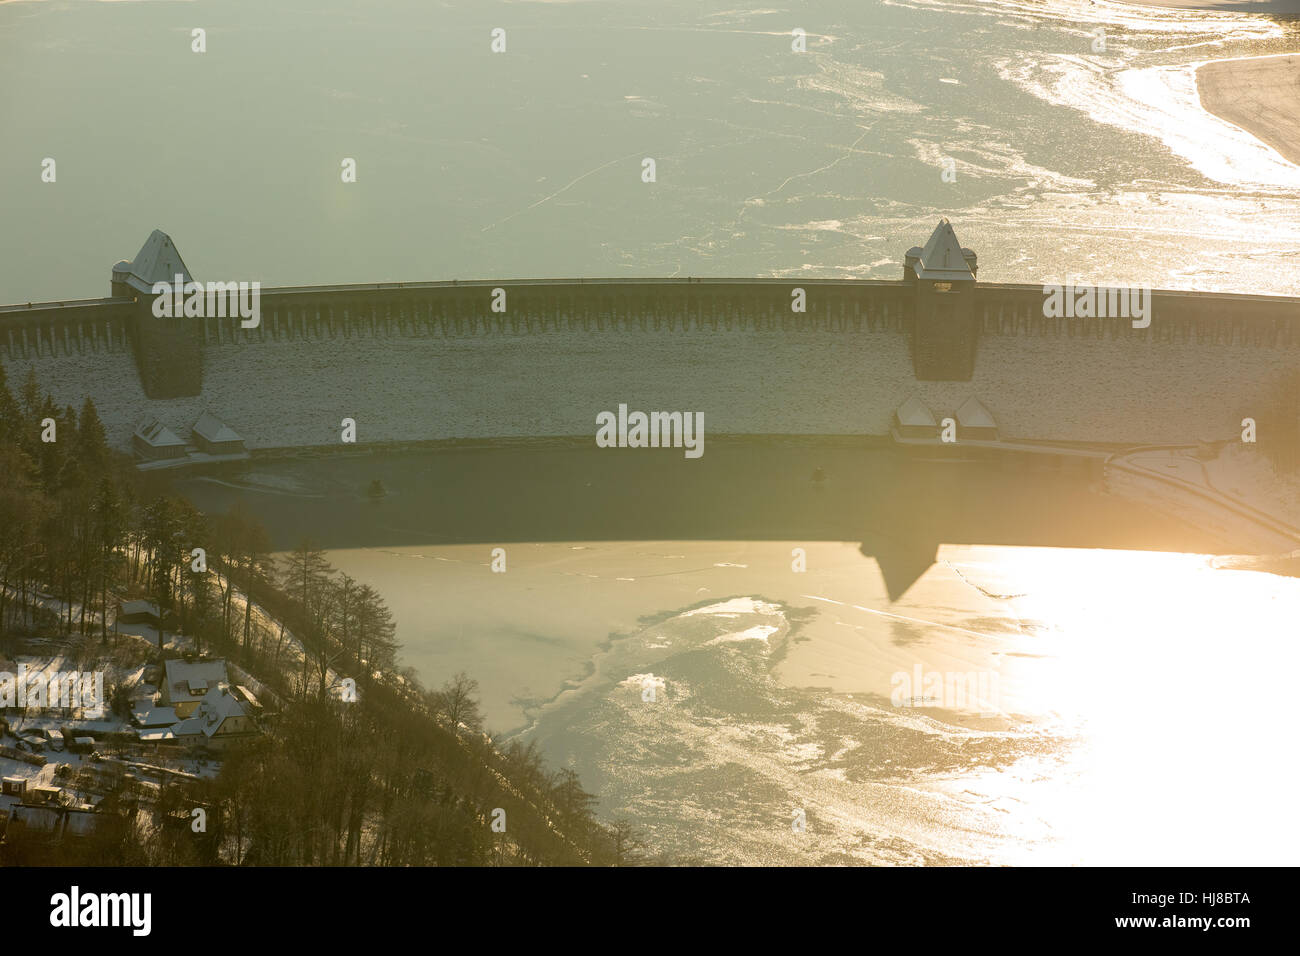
905 219 979 381
111 230 203 398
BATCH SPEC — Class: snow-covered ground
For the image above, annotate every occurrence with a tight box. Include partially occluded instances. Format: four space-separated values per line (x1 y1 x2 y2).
1 653 140 732
4 326 1295 451
1108 445 1300 554
1204 442 1300 530
0 753 89 815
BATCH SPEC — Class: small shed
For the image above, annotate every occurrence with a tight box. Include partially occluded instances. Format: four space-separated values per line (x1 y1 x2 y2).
133 417 186 461
893 396 940 440
2 776 25 797
191 410 245 455
118 599 171 628
27 785 62 805
955 396 998 441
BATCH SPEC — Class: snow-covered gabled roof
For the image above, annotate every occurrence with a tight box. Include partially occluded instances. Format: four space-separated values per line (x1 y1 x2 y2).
116 230 192 295
133 417 186 448
193 410 242 444
131 701 178 728
233 685 261 709
169 682 250 738
200 685 247 736
120 599 163 617
915 218 975 281
956 396 997 429
164 658 230 701
895 395 938 428
170 714 205 737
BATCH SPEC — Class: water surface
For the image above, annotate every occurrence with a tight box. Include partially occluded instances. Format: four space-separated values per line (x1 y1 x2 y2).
168 442 1300 864
3 0 1300 301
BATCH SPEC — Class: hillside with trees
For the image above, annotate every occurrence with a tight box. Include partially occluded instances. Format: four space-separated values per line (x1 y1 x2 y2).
0 364 649 866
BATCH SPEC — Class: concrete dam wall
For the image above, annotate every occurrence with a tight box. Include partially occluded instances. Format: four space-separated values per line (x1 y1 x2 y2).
2 226 1297 453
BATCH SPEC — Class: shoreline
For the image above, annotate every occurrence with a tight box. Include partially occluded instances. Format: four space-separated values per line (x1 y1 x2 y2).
166 438 1285 732
1114 0 1300 10
1196 53 1300 168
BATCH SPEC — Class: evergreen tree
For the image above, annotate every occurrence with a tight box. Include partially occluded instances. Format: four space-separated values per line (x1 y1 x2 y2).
78 396 110 474
281 539 331 611
354 582 398 679
0 362 21 446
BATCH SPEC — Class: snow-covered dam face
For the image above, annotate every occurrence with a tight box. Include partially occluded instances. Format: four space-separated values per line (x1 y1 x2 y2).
3 277 1298 453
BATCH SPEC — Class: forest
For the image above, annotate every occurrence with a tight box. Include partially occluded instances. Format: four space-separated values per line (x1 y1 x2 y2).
0 363 650 866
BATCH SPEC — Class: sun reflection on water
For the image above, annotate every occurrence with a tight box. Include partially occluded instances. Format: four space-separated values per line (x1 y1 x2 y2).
936 547 1300 865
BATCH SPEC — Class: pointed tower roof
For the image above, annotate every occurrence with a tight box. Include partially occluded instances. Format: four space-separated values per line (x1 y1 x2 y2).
915 218 974 281
113 230 192 294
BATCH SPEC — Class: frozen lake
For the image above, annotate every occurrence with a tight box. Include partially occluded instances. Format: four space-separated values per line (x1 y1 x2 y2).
4 0 1300 302
165 441 1300 864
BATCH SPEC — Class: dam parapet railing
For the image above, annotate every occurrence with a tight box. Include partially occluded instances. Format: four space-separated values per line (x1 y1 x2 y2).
4 279 1299 361
0 296 136 359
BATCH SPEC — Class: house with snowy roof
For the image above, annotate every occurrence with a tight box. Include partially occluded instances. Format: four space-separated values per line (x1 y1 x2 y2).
955 396 999 441
161 658 232 718
191 410 245 456
117 599 172 628
130 685 178 729
892 395 940 440
132 417 187 461
168 682 259 751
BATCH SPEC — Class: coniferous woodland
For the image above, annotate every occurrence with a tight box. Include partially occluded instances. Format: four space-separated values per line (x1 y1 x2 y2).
0 364 649 866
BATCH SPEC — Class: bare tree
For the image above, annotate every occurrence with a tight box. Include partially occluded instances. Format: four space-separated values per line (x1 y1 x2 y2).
609 818 647 866
432 672 482 735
